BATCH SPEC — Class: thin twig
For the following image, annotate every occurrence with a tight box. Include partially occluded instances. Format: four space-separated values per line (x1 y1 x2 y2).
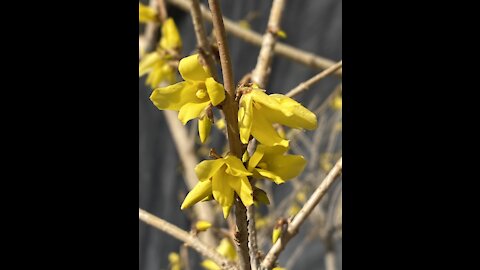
251 0 286 88
286 61 342 98
156 0 168 23
247 205 259 270
166 0 341 74
140 0 160 56
139 208 238 270
189 0 219 81
207 0 251 269
260 158 342 270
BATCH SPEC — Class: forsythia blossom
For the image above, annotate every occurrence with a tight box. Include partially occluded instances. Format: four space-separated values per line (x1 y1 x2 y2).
139 18 182 88
181 154 252 218
238 86 317 147
150 54 225 143
247 145 306 184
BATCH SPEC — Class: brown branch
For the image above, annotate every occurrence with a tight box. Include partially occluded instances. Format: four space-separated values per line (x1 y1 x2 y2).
139 208 238 270
247 205 259 270
251 0 286 88
140 0 161 55
285 61 342 98
166 0 341 74
260 158 343 270
189 0 219 81
156 0 168 22
207 0 251 269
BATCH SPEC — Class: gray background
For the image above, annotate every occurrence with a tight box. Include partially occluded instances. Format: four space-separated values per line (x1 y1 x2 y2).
139 0 342 269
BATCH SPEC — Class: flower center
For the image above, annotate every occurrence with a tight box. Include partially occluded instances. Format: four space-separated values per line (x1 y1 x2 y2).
257 162 268 170
196 89 207 99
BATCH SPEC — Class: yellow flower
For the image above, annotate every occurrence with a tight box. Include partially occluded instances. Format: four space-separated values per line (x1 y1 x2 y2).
238 89 317 147
150 54 225 143
139 51 176 87
181 155 253 218
272 267 286 270
247 144 306 184
139 18 182 88
201 238 236 270
139 3 158 23
160 18 182 51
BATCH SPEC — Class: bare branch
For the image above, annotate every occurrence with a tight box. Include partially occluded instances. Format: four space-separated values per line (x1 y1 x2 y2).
260 158 342 270
139 208 238 270
156 0 168 22
251 0 286 88
247 205 259 270
286 61 342 98
189 0 219 81
166 0 341 74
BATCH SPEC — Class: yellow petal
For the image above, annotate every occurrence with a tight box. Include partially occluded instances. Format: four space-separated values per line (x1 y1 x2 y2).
145 64 165 88
195 159 225 182
265 94 317 130
251 90 289 115
272 267 286 270
242 150 249 163
198 117 212 143
272 227 282 244
227 175 253 207
247 148 263 171
222 205 232 219
178 54 211 82
195 220 212 232
160 18 182 50
150 82 199 111
178 101 210 124
255 168 285 184
264 155 306 182
162 63 176 84
223 155 252 177
251 112 289 147
205 77 225 106
201 260 221 270
181 180 212 209
216 238 237 260
139 52 161 77
139 3 158 23
238 93 254 144
212 169 234 208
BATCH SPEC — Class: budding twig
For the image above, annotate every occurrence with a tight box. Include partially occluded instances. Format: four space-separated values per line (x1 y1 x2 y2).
139 208 238 270
166 0 341 74
251 0 286 88
260 158 342 270
286 61 343 98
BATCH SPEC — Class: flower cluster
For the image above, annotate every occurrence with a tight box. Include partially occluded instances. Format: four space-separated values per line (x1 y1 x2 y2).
139 8 182 88
147 51 316 218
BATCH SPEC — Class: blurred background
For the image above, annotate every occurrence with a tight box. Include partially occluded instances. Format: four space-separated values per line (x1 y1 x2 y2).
139 0 342 269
